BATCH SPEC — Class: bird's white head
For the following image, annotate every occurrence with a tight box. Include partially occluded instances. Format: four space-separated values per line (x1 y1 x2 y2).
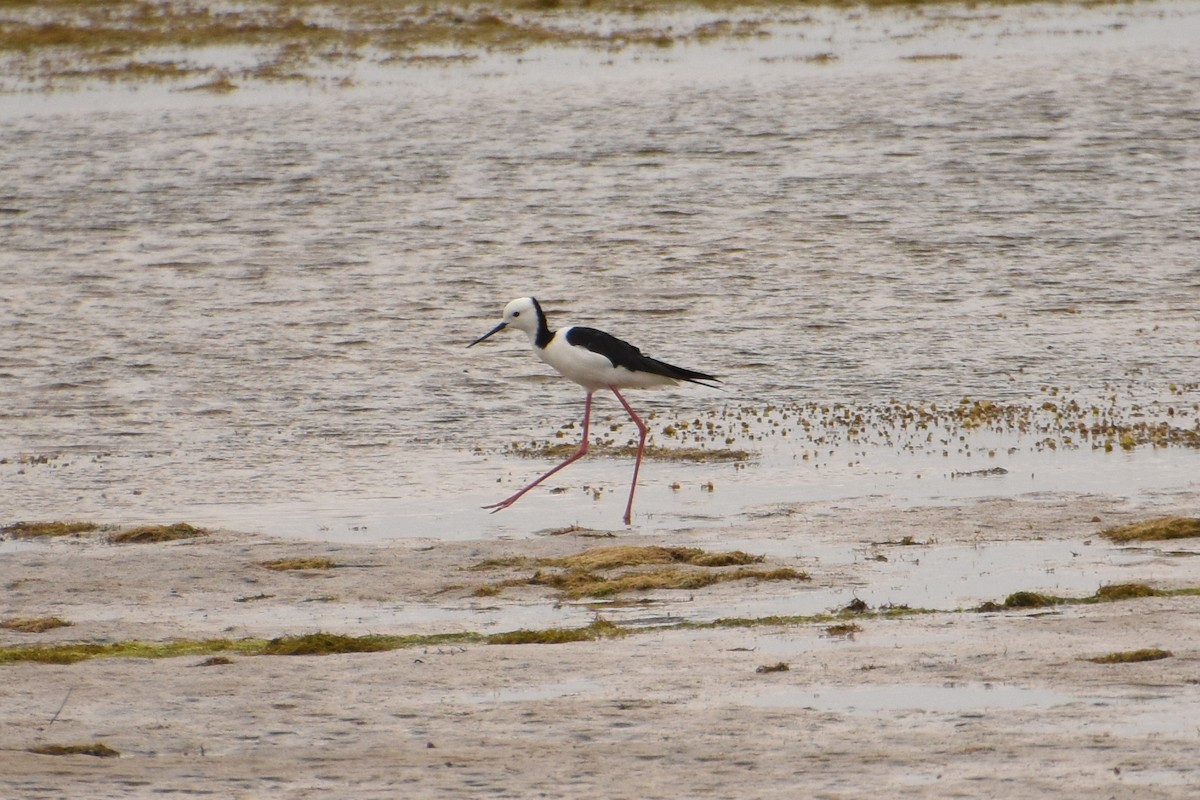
467 297 547 348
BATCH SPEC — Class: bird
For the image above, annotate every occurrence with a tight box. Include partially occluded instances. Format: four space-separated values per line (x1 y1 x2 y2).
467 296 719 525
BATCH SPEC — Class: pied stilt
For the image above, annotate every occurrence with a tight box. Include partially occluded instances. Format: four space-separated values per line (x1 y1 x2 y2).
467 296 719 525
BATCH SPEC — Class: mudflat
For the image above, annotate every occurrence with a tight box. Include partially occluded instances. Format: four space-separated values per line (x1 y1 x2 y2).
3 494 1199 798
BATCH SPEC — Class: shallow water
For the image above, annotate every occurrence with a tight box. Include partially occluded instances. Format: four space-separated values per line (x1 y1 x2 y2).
1 2 1197 540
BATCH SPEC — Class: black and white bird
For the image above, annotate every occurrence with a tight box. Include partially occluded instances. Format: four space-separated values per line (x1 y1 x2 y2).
467 296 719 525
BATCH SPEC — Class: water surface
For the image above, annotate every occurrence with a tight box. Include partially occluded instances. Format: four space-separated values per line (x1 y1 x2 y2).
2 2 1197 540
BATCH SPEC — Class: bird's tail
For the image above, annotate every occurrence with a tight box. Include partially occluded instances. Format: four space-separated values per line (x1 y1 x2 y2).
652 359 720 389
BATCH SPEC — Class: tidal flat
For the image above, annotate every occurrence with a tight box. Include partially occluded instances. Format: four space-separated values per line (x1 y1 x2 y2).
3 498 1200 797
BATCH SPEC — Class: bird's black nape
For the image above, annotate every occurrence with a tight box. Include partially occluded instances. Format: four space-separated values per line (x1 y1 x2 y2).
529 297 553 349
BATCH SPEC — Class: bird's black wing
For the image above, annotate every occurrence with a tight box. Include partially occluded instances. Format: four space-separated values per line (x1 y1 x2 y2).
566 327 719 387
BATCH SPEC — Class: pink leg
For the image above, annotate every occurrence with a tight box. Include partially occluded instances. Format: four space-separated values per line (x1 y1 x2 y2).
485 392 593 513
611 387 647 525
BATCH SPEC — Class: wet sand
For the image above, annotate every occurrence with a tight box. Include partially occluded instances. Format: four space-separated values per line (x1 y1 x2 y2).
4 494 1200 798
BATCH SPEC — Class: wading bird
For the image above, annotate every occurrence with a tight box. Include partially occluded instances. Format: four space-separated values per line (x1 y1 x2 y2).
467 296 719 525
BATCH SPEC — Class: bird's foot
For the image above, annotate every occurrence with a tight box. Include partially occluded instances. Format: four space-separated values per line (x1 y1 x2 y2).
483 496 521 513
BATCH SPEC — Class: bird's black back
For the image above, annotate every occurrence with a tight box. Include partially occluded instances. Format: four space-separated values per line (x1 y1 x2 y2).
565 326 719 387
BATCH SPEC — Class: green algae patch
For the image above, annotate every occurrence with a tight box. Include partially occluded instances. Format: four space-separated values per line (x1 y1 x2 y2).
469 556 532 571
0 638 263 665
1085 648 1172 664
2 520 208 542
259 557 338 571
487 618 625 645
1001 585 1155 608
977 582 1200 612
710 613 832 629
260 631 482 655
1 616 73 633
997 585 1141 609
1102 517 1200 543
1 521 99 539
28 742 120 758
108 522 207 544
878 604 935 618
705 603 933 632
0 631 484 665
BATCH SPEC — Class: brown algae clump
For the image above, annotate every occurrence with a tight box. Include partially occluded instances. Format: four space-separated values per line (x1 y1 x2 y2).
979 582 1199 612
528 565 806 599
1093 583 1162 601
544 545 763 571
1 521 99 539
0 1 782 89
1101 517 1200 543
507 441 749 463
474 545 806 599
194 656 234 667
1 617 73 633
260 633 399 656
258 557 338 571
1085 648 1172 664
108 522 207 544
1003 591 1065 608
755 662 790 673
28 742 120 758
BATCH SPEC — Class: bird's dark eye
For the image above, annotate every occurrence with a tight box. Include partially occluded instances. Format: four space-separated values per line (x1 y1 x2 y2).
512 311 520 317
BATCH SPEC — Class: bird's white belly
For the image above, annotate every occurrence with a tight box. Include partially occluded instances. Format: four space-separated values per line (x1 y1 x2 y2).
536 338 674 391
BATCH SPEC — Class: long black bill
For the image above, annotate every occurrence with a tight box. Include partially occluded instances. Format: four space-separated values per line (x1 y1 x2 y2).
467 321 507 348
